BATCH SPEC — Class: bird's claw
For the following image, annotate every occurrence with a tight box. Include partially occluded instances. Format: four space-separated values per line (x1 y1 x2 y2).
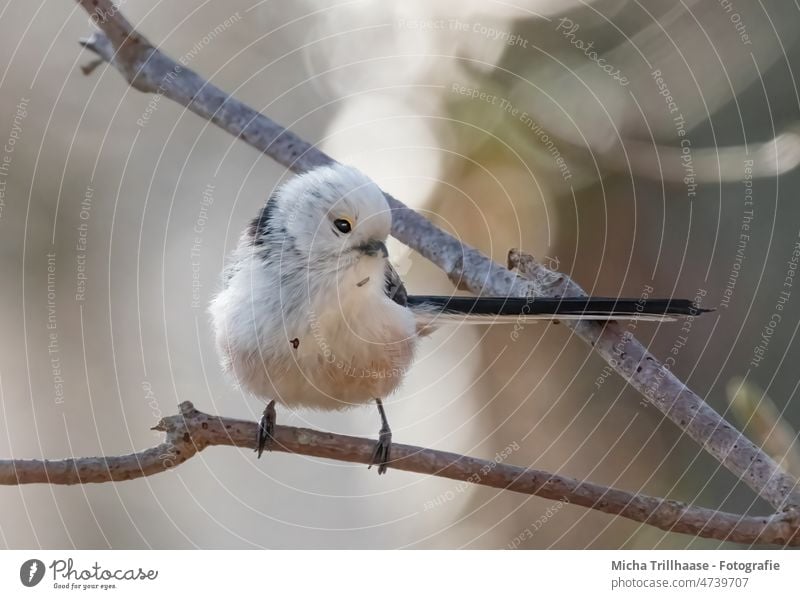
256 400 276 458
368 425 392 475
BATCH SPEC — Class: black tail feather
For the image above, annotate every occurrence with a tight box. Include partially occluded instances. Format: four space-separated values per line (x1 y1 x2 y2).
406 296 712 317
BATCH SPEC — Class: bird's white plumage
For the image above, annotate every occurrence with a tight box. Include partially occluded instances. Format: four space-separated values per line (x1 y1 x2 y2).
209 165 418 411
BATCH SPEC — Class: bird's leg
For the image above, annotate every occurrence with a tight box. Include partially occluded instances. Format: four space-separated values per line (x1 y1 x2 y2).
256 400 276 458
368 398 392 475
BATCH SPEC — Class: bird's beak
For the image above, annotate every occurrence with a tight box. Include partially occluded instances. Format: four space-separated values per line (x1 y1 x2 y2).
357 239 389 258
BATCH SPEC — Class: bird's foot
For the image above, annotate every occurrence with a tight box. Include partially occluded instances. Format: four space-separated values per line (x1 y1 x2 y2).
256 400 276 458
369 424 392 475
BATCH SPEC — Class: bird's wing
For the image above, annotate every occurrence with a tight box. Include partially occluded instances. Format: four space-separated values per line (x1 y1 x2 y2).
384 261 408 307
246 196 278 246
222 196 278 287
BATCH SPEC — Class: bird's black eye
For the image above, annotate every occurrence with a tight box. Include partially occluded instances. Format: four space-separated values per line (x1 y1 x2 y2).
333 218 352 234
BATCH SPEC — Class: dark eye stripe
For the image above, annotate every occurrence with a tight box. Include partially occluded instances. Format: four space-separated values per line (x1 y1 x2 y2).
333 218 352 234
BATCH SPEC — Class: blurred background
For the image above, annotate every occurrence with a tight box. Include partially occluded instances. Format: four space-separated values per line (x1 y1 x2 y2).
2 0 800 549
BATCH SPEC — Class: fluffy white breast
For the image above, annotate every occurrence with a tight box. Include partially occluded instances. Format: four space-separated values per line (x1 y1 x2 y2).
211 250 417 410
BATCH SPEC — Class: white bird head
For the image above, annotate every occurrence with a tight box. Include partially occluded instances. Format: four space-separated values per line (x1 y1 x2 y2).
268 164 391 267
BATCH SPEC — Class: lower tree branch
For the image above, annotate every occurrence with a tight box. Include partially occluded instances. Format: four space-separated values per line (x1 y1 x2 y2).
2 402 798 546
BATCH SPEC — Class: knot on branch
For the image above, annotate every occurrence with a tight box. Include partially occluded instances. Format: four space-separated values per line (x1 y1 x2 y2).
79 31 158 93
150 402 227 455
507 248 571 296
151 401 204 444
780 506 800 529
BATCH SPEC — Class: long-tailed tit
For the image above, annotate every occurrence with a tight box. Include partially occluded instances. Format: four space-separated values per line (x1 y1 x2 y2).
210 164 707 474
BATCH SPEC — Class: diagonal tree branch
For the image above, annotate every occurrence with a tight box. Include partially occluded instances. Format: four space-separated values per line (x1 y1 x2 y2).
71 0 800 515
2 401 799 546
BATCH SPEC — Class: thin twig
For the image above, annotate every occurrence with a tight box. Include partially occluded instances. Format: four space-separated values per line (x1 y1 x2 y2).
2 402 798 546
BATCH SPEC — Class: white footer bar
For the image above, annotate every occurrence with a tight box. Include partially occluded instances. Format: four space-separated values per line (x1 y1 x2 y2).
0 550 793 597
